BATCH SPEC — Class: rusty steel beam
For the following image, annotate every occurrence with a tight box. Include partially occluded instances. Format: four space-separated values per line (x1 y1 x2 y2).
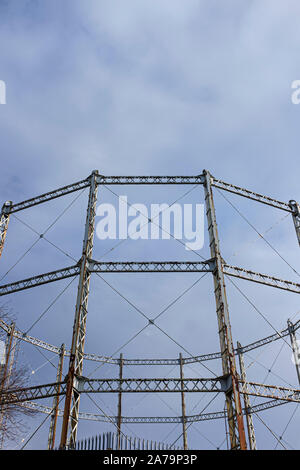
237 342 257 450
47 344 65 450
203 169 247 450
60 171 98 449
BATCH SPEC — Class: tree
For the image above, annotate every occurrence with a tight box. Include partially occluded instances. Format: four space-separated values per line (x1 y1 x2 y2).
0 304 36 447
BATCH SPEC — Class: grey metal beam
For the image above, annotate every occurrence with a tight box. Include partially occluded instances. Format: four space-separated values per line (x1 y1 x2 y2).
239 380 300 403
0 381 67 405
117 353 123 450
0 265 80 296
89 259 214 273
78 377 228 394
47 344 65 450
97 175 205 185
60 170 98 449
3 378 298 405
237 342 257 450
203 169 247 450
2 316 299 366
179 353 188 450
4 173 291 218
2 260 297 297
9 178 90 214
20 396 288 424
223 264 300 294
211 177 292 213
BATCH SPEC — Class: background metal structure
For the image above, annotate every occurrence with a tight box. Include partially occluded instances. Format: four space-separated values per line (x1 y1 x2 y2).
0 170 299 450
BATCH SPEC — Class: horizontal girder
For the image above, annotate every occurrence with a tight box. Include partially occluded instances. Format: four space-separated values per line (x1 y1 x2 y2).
211 177 292 213
10 178 90 213
0 265 80 296
1 309 299 368
97 175 205 185
78 377 229 394
20 396 287 424
4 173 293 216
0 377 228 405
0 382 67 405
239 380 300 403
88 259 214 273
223 264 300 294
3 377 298 406
2 259 298 297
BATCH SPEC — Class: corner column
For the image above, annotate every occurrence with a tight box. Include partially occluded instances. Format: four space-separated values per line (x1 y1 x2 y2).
60 170 98 449
203 170 247 450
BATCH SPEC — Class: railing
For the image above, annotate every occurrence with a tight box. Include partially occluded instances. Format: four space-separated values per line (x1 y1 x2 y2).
67 431 182 450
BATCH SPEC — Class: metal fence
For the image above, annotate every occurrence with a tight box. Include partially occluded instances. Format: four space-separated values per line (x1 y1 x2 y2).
71 431 182 450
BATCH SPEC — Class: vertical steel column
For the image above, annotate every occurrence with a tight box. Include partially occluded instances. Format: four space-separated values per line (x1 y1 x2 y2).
117 353 123 450
60 170 98 449
0 201 12 259
203 169 247 450
287 320 300 385
179 353 188 450
237 342 257 450
48 344 65 450
289 200 300 247
0 322 15 448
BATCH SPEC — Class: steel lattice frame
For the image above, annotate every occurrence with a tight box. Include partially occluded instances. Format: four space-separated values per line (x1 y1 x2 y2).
0 170 299 450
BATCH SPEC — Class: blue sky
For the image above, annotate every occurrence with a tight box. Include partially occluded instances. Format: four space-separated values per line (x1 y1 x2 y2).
0 0 299 450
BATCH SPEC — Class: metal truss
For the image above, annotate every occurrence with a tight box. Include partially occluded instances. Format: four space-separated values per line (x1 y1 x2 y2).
47 344 65 450
0 265 79 296
60 171 98 449
2 317 300 366
75 398 288 424
20 397 287 424
211 177 292 213
77 376 229 394
3 378 299 406
204 170 247 450
88 259 214 273
9 178 90 214
0 378 225 405
0 382 67 405
1 260 298 297
97 175 205 185
2 173 293 219
0 170 299 450
223 264 300 294
237 342 257 450
238 318 300 357
239 381 300 403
